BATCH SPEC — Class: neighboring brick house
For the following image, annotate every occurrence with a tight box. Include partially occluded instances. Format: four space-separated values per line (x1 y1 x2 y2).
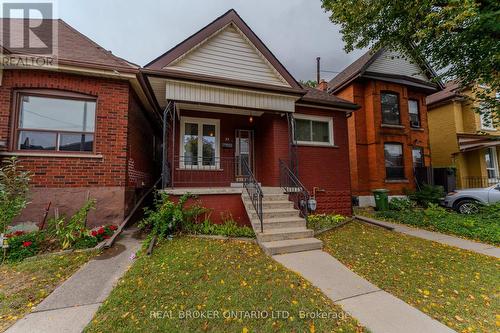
427 81 500 189
0 19 160 227
140 9 358 234
328 48 443 206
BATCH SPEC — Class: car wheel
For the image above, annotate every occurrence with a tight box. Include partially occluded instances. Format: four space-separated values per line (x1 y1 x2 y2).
455 200 480 214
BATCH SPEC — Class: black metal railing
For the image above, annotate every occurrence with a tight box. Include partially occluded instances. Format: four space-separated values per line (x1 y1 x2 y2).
460 176 500 189
171 156 237 187
241 157 263 233
279 159 310 218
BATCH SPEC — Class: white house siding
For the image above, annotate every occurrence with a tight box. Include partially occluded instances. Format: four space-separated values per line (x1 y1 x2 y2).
164 79 296 112
166 23 290 87
367 49 429 82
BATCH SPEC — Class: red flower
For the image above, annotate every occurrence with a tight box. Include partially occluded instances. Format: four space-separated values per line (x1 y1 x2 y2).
91 230 97 237
109 225 118 231
14 230 25 236
22 241 32 247
97 228 105 235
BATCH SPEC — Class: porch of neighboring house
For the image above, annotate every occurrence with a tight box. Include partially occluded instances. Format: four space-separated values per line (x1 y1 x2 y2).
452 134 500 189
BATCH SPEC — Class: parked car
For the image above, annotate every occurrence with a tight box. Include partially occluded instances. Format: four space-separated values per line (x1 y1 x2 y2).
442 183 500 214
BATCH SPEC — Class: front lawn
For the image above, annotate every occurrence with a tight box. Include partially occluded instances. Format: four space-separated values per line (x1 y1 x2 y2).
356 203 500 245
0 251 96 332
85 237 365 333
319 222 499 333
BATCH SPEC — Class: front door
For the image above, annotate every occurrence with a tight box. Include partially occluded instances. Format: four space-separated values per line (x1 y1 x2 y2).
235 129 254 181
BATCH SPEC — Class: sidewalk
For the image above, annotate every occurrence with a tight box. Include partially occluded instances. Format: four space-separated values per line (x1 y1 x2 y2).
356 215 500 258
274 250 456 333
6 229 142 333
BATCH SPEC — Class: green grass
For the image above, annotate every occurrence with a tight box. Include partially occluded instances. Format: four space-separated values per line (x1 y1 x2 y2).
85 237 365 333
0 251 96 332
318 222 500 333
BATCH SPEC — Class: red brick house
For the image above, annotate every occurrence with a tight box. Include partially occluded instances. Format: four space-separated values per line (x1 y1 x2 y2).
140 10 358 253
0 19 160 227
328 48 443 206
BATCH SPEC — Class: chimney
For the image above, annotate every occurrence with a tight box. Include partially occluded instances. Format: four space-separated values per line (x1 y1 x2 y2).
317 79 328 91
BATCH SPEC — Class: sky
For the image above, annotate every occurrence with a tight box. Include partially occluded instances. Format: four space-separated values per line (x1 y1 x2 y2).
4 0 368 82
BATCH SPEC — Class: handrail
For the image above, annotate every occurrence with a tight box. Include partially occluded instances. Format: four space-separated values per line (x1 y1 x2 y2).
279 159 310 218
241 158 264 233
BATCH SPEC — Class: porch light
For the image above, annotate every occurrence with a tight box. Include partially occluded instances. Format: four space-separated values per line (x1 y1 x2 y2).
249 116 254 123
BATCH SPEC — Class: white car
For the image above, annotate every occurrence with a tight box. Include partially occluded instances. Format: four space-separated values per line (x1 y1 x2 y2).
442 183 500 214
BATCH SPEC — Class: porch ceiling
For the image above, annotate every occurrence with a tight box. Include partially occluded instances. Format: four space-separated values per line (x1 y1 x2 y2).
146 76 299 113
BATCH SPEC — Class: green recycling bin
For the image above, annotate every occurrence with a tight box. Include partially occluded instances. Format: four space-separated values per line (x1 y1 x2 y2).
372 189 389 211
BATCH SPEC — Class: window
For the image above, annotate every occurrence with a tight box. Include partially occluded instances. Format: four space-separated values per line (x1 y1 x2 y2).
179 117 219 169
293 115 333 146
485 148 499 182
16 94 96 152
381 92 400 125
412 147 424 168
408 99 420 128
480 103 495 130
384 143 405 179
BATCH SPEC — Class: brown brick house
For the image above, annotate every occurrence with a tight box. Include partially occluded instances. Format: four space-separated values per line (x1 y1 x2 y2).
328 48 443 206
0 19 160 227
140 9 358 252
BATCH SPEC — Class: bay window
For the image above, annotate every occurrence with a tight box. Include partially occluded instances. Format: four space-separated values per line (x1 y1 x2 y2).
408 99 420 128
16 93 96 153
180 117 219 169
293 114 333 146
381 92 400 125
384 143 405 179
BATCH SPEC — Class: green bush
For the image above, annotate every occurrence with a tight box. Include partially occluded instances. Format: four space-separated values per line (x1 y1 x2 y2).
388 197 414 211
0 157 31 235
73 235 98 249
408 184 445 207
139 192 208 239
186 219 255 238
4 231 41 262
46 199 96 249
306 214 345 232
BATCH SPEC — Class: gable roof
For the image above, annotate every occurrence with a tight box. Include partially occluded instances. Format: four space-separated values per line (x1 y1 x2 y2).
299 86 359 110
328 47 442 93
144 9 302 91
0 18 138 73
426 80 464 107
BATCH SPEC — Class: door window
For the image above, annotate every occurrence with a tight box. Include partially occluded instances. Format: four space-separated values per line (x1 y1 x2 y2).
485 148 499 182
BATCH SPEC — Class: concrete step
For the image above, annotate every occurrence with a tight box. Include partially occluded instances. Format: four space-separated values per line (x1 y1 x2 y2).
243 200 294 210
256 227 314 242
249 208 299 219
252 217 306 230
260 238 323 255
261 187 286 195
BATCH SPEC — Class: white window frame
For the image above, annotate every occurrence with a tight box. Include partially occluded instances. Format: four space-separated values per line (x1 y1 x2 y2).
480 103 496 131
179 116 220 170
485 147 499 183
293 114 334 147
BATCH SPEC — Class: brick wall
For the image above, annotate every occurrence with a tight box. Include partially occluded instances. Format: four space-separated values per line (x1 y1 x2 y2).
336 79 432 197
0 69 154 226
295 105 352 216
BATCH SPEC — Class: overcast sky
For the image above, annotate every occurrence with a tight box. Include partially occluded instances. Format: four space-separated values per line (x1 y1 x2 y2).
14 0 368 82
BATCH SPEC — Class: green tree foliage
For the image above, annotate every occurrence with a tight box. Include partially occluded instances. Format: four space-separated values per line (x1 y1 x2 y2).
300 80 318 88
321 0 500 123
0 158 31 234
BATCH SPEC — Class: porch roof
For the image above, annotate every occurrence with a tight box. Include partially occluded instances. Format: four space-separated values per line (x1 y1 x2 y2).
457 133 500 153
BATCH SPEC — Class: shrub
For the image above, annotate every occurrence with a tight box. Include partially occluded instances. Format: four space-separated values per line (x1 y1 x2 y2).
408 185 445 207
388 197 414 211
186 219 255 238
0 157 31 235
139 192 208 239
47 199 96 249
306 214 345 232
73 235 98 249
4 231 41 262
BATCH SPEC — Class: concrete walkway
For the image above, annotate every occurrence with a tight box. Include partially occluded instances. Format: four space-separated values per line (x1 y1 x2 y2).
274 250 455 333
6 229 142 333
356 215 500 258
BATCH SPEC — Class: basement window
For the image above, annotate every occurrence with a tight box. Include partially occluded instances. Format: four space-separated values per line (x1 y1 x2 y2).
293 114 333 146
16 93 96 153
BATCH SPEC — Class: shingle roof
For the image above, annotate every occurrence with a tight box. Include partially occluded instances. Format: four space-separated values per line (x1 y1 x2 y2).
299 85 359 110
426 80 463 106
327 50 379 93
0 18 138 72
